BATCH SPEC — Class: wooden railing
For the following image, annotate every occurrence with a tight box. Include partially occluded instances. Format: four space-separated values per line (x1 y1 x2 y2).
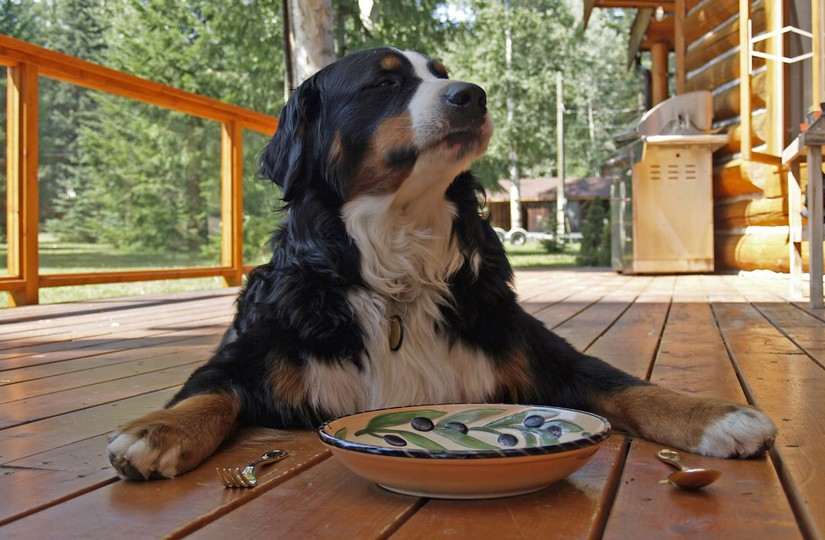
0 34 279 306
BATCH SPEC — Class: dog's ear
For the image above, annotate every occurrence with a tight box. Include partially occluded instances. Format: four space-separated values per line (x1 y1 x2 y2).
258 78 321 202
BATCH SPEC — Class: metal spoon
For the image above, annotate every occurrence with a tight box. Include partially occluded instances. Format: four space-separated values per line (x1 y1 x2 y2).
656 449 721 489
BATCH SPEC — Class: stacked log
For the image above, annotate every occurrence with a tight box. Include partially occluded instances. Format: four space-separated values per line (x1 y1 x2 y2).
683 0 789 271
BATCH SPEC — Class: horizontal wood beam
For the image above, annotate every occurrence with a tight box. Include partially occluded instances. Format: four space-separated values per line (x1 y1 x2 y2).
0 34 279 136
590 0 673 8
685 5 765 74
684 0 739 46
686 50 765 93
37 267 240 288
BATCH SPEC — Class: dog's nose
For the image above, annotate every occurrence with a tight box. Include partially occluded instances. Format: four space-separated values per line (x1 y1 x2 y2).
444 83 487 114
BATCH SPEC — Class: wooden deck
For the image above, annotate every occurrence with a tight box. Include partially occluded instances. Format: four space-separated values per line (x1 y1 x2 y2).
0 269 823 539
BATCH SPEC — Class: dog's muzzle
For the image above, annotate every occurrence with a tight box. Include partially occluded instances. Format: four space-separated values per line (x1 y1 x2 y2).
443 82 487 128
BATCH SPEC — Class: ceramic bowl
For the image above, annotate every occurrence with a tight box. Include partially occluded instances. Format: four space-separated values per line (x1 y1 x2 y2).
317 403 611 499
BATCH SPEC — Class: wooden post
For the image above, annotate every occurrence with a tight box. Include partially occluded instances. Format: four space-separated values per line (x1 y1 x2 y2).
221 121 244 287
674 0 686 95
813 0 824 112
739 0 752 161
762 0 788 155
808 144 823 308
6 64 39 306
556 71 566 245
788 158 803 299
650 41 669 106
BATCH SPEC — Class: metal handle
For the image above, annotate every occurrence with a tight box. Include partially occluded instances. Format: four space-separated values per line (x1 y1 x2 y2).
655 449 689 472
249 449 288 469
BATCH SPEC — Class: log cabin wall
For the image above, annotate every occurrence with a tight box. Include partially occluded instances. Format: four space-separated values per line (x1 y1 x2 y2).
685 0 798 271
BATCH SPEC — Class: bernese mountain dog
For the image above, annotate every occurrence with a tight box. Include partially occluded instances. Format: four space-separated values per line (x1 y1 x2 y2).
108 47 777 480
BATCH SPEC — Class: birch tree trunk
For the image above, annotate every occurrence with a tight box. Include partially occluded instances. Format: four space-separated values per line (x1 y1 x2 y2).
285 0 335 90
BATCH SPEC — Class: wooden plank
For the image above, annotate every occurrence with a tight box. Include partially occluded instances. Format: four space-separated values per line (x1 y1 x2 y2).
603 301 801 538
0 328 222 373
0 341 215 404
584 278 673 378
749 302 825 368
0 435 120 525
553 276 652 352
0 362 202 429
713 302 825 539
0 294 232 345
1 332 220 387
0 430 331 538
187 454 424 539
0 388 177 464
0 288 236 330
389 435 628 540
531 281 624 330
0 307 231 367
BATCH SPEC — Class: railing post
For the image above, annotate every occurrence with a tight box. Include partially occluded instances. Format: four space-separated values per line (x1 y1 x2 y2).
221 120 244 287
739 0 752 161
6 63 39 306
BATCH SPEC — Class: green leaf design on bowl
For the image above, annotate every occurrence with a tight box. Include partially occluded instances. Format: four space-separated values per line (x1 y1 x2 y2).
436 428 499 450
435 407 506 427
548 420 584 433
482 409 559 429
374 429 449 451
355 409 446 436
342 406 595 452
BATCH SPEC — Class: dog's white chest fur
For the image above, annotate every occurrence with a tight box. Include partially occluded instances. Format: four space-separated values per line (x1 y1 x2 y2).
303 193 496 416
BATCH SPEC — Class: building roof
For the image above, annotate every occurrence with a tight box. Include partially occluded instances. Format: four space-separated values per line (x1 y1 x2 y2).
488 176 611 203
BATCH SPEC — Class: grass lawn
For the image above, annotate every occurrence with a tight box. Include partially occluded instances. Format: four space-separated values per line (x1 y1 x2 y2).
1 238 582 307
503 241 580 268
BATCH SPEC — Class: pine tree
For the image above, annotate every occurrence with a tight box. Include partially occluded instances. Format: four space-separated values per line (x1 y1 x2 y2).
576 197 610 266
41 0 108 238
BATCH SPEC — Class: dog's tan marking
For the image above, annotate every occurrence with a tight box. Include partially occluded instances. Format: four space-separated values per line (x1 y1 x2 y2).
108 393 239 478
349 114 416 198
380 53 403 71
591 385 775 457
270 360 309 408
493 353 534 402
430 60 449 79
329 131 344 169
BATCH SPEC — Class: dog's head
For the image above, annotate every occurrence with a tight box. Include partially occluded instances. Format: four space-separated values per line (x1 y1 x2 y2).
260 47 493 206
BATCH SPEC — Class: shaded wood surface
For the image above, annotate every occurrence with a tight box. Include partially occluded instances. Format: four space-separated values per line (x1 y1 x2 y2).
0 270 821 539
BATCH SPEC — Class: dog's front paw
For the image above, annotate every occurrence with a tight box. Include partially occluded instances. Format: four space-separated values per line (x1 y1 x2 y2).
108 424 186 480
107 394 241 480
694 406 777 458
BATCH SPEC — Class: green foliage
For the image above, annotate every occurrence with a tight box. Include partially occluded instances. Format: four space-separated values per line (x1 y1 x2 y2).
576 197 611 266
31 0 286 256
332 0 456 56
2 1 639 271
441 3 641 188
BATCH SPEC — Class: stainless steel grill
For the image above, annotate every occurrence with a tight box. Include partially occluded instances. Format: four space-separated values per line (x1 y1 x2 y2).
606 91 728 274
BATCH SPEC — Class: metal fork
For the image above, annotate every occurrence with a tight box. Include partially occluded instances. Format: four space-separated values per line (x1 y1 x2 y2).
216 449 288 488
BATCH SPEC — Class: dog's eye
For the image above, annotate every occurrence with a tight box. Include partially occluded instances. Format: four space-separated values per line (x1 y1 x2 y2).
370 77 399 90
